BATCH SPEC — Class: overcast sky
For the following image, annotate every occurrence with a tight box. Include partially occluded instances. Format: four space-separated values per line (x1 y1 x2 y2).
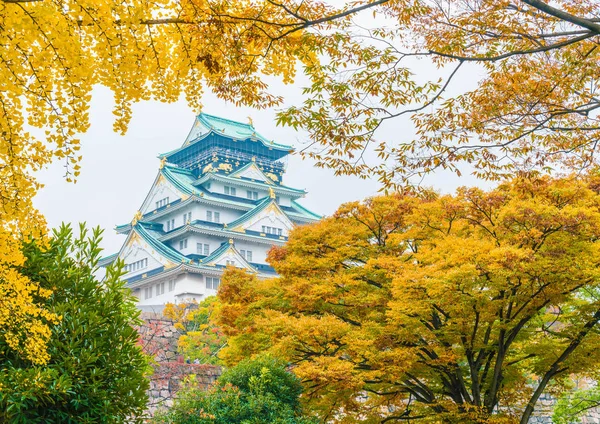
33 58 488 256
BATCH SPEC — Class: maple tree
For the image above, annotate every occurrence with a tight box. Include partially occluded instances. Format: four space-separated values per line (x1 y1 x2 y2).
216 175 600 423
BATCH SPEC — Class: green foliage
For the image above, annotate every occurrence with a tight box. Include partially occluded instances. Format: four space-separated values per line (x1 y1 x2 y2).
554 386 600 424
155 355 316 424
164 297 227 365
0 224 149 423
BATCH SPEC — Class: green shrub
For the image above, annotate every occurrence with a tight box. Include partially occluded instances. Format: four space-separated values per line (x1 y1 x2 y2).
155 355 316 424
0 224 149 423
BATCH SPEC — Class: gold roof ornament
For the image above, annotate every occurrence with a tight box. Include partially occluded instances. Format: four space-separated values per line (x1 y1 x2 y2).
229 238 234 244
269 187 276 199
159 157 167 169
247 116 254 127
131 210 143 226
251 156 256 162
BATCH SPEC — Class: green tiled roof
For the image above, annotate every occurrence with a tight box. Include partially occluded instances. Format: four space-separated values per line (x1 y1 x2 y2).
200 240 256 272
291 200 322 220
200 241 231 264
98 252 118 267
161 165 198 196
135 223 193 265
227 197 278 229
187 113 293 151
195 172 306 196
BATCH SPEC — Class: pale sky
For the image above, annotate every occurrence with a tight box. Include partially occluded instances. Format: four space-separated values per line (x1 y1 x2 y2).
33 59 488 256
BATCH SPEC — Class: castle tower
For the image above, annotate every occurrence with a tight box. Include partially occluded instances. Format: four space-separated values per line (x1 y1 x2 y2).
99 113 320 308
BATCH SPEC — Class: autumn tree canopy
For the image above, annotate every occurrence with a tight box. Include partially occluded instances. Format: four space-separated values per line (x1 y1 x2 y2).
216 175 600 423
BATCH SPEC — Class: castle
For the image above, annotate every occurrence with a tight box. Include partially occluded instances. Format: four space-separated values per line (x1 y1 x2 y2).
99 113 320 308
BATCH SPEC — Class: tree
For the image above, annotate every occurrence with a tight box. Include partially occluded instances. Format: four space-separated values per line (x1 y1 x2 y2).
163 297 227 365
216 175 600 423
154 355 317 424
0 224 149 423
2 0 599 359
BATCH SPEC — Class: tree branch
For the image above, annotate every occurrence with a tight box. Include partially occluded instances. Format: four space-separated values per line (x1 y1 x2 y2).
522 0 600 34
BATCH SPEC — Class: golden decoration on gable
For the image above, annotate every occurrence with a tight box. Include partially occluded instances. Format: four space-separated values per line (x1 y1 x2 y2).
265 172 279 182
131 210 143 226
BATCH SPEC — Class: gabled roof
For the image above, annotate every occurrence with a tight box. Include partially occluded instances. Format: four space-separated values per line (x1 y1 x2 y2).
184 113 293 151
200 239 257 273
227 197 292 232
229 161 275 184
98 252 118 267
194 172 306 198
290 200 322 220
161 165 198 196
135 222 194 265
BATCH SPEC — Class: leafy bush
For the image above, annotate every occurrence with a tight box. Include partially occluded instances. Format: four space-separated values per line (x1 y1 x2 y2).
155 355 316 424
0 224 149 423
164 297 226 365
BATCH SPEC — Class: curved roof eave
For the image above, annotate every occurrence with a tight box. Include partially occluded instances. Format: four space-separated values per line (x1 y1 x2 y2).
291 200 322 220
135 223 193 265
195 173 306 196
159 128 293 159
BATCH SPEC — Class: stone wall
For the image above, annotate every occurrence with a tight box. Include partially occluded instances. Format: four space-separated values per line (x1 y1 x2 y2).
147 362 221 416
137 312 222 417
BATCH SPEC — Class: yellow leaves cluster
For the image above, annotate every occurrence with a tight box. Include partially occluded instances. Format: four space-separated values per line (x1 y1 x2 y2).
216 174 600 422
0 0 325 368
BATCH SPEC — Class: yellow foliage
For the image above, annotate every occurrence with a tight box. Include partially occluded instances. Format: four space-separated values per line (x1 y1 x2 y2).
217 175 600 423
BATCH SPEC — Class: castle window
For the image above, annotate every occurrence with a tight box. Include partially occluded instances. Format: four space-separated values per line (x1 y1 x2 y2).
165 218 175 231
206 210 220 223
168 279 176 292
183 212 192 224
126 258 148 273
197 243 210 255
206 277 220 290
156 197 170 209
240 250 253 262
247 190 258 200
179 239 188 250
144 287 152 299
260 226 283 236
